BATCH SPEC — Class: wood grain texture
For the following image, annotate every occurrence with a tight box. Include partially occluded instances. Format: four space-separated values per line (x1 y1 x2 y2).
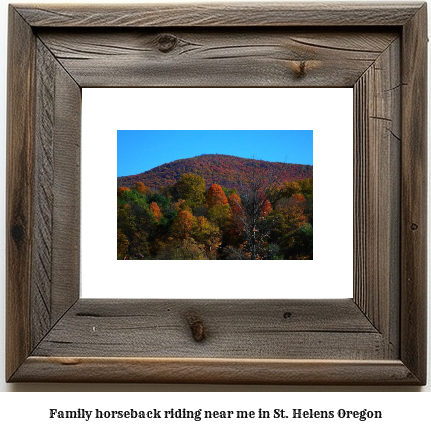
400 3 428 385
15 2 422 27
6 7 36 381
12 357 420 385
353 38 401 359
31 39 81 348
37 29 398 88
32 299 384 360
32 40 56 347
50 51 81 324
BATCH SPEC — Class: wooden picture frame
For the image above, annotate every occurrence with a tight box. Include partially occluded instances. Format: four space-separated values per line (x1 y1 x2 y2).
6 2 427 384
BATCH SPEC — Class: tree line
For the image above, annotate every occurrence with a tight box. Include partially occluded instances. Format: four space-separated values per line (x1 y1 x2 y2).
117 167 312 260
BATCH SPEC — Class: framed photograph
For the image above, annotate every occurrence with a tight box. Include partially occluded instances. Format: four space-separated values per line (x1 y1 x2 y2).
6 2 427 384
82 87 352 301
116 129 314 262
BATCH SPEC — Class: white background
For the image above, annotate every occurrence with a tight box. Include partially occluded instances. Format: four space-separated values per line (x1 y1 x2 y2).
0 0 430 425
81 88 353 299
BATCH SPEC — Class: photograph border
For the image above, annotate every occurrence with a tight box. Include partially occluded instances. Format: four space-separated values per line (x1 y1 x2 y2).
6 2 427 384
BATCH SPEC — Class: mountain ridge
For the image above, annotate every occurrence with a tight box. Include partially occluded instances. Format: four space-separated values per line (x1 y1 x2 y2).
117 154 313 191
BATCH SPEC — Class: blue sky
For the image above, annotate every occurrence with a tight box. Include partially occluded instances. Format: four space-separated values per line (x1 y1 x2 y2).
117 130 313 177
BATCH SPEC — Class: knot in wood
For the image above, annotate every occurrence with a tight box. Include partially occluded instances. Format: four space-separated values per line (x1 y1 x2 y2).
157 34 178 53
411 223 418 230
11 222 25 245
186 315 206 342
289 61 308 79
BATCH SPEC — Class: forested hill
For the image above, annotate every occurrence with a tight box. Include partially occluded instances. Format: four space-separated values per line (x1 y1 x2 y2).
117 154 313 191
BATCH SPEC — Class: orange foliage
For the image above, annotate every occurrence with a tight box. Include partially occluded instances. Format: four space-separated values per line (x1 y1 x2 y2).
261 199 272 216
171 210 194 239
150 202 162 221
133 181 149 195
207 184 228 208
228 192 241 208
117 187 130 198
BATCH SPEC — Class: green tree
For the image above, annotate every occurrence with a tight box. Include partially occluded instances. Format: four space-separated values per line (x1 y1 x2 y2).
298 178 313 197
283 181 302 198
172 173 206 210
191 216 221 259
207 204 231 230
157 237 207 260
282 223 313 260
117 229 129 259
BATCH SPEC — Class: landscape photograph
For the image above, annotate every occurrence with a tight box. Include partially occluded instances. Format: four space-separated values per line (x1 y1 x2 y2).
117 130 313 260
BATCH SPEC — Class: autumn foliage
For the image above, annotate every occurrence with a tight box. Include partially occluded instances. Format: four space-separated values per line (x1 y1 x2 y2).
133 181 149 195
117 187 130 198
117 161 313 260
149 201 162 221
261 199 272 216
207 184 228 207
171 210 194 239
118 154 312 191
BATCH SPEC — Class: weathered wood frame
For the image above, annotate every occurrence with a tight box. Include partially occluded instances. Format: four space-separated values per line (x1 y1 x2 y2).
6 2 427 384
